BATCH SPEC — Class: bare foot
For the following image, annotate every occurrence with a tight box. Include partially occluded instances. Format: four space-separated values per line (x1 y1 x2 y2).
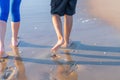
0 52 8 58
61 40 73 48
61 43 68 48
51 39 64 52
0 44 8 58
0 47 4 57
0 51 4 56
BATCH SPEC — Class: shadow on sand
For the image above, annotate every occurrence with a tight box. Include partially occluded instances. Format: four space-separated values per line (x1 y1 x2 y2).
69 41 120 53
2 40 120 69
7 43 120 66
18 40 52 48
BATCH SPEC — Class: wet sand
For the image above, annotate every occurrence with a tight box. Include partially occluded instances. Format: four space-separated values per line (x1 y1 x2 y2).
1 0 120 80
87 0 120 28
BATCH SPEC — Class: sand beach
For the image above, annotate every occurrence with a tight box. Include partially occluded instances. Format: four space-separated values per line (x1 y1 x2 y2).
0 0 120 80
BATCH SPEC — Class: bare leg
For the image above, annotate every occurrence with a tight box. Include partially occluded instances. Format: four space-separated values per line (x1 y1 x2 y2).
62 15 73 47
0 21 7 56
11 22 20 46
51 15 64 52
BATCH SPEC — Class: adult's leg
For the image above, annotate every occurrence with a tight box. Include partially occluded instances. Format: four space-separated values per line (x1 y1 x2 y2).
11 22 20 46
62 15 73 47
0 0 9 56
11 0 21 46
51 14 64 52
0 21 7 55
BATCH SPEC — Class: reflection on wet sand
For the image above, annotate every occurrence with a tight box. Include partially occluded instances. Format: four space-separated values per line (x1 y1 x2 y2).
0 47 27 80
50 50 78 80
0 58 8 79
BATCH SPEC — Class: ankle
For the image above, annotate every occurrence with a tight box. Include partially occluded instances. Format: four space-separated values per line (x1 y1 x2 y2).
0 44 4 51
64 38 72 44
11 37 17 42
64 41 69 45
0 48 4 54
11 38 18 46
58 37 63 42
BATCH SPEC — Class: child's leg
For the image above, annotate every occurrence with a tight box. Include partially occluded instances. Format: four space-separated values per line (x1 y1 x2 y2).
62 15 73 47
11 0 21 46
62 0 77 47
51 14 64 52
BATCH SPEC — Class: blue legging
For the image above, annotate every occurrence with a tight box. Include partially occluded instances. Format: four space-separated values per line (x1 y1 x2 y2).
0 0 21 22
